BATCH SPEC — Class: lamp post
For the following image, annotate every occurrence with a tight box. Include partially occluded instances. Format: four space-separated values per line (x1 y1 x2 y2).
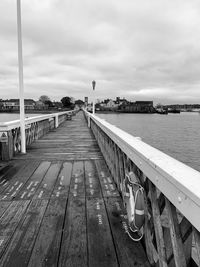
17 0 26 153
92 80 96 114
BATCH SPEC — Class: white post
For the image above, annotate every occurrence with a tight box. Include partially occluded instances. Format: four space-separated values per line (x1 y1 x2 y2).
92 94 95 115
17 0 26 153
92 80 96 115
55 115 59 128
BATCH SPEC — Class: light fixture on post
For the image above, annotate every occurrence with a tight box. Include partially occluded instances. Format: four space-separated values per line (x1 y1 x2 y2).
92 80 96 114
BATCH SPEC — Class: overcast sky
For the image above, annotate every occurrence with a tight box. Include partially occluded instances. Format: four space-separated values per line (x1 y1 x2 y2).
1 0 200 104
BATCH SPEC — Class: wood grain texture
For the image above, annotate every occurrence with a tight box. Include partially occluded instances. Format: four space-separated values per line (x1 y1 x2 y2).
86 197 118 267
58 197 87 267
0 200 48 267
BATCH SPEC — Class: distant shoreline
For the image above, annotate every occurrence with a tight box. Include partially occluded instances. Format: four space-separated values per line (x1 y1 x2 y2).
95 110 156 114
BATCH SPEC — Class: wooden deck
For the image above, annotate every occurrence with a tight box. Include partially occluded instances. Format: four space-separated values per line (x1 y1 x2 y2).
0 111 150 267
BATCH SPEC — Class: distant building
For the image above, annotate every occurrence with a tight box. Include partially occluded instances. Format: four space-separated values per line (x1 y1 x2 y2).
116 97 126 105
1 99 36 110
84 97 88 106
119 101 154 113
100 99 119 111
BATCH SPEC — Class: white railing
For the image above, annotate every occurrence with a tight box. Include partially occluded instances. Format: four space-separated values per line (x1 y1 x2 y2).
0 110 76 160
0 111 73 131
84 110 200 267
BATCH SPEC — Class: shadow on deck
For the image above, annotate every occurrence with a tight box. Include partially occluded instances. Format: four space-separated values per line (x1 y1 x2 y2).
0 111 150 267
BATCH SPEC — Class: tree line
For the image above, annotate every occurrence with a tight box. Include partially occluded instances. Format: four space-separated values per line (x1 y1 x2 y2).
39 95 84 108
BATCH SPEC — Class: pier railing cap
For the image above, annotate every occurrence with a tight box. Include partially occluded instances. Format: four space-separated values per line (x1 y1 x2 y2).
0 110 73 131
85 110 200 231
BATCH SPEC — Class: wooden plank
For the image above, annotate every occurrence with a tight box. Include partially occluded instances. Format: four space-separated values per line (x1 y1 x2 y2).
193 228 200 266
95 159 119 198
33 162 61 199
0 200 30 258
180 218 192 265
0 161 26 194
58 161 87 267
58 197 87 267
0 201 11 218
0 162 12 179
86 197 118 267
165 198 187 267
0 161 40 201
104 196 150 266
69 161 85 199
28 198 66 267
149 181 168 267
0 200 48 267
85 160 101 198
143 186 158 264
51 161 72 198
17 161 51 200
15 153 103 161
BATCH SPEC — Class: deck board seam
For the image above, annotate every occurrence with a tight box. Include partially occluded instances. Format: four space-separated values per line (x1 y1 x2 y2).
56 160 74 267
94 160 121 267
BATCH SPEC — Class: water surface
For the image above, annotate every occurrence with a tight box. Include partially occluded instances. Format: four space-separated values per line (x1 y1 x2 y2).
0 113 44 122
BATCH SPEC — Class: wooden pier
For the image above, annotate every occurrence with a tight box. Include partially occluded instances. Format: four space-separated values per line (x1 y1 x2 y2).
0 111 150 267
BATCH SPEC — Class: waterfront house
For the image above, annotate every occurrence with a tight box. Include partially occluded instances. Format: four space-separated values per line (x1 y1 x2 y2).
1 99 36 111
118 100 155 113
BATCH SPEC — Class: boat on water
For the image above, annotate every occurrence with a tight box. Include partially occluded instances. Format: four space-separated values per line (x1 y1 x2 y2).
155 108 168 114
168 108 181 113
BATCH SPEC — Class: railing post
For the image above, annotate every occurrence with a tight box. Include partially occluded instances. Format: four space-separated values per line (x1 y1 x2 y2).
55 115 59 128
88 115 91 128
0 130 13 160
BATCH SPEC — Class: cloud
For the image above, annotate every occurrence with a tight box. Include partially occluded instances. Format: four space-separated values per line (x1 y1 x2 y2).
0 0 200 103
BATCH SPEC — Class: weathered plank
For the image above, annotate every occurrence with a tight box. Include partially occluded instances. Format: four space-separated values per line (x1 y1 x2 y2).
149 181 167 267
0 162 12 178
69 161 85 199
0 161 39 200
15 153 103 161
58 197 87 267
0 200 30 258
33 162 61 199
104 197 150 267
95 159 119 198
165 198 187 267
0 199 48 267
17 161 51 200
86 196 118 267
193 228 200 266
0 201 11 218
51 161 72 198
58 161 87 267
28 198 66 267
0 161 27 194
85 160 101 198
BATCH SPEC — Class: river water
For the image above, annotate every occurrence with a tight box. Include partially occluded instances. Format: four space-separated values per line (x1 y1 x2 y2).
97 112 200 172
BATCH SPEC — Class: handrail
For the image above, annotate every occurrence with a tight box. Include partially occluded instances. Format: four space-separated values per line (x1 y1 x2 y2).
85 110 200 232
0 110 73 131
0 109 76 160
84 109 200 265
